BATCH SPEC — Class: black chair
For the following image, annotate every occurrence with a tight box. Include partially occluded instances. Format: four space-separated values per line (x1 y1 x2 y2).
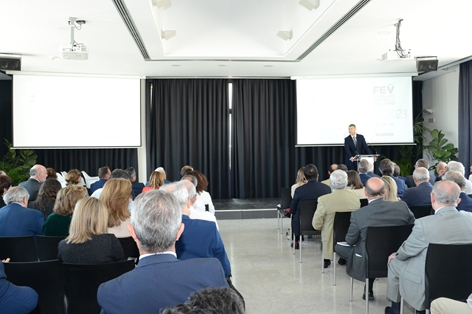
36 235 66 261
409 205 433 219
118 236 139 260
360 198 369 207
277 187 292 233
350 224 414 314
0 236 38 262
297 200 320 262
331 211 352 285
4 259 65 314
62 259 135 314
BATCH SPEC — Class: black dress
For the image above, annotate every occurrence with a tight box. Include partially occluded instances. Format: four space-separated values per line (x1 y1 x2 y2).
58 234 125 264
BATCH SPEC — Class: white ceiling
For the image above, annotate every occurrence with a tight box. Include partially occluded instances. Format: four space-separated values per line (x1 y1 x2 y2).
1 0 472 79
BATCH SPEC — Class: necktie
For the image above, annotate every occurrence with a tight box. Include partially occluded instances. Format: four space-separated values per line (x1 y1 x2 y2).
353 136 357 147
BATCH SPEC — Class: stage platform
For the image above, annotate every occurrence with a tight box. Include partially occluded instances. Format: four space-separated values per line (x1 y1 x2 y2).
213 198 279 220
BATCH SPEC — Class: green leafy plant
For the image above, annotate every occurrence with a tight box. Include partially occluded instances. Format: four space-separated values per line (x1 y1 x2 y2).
424 129 458 170
0 139 37 185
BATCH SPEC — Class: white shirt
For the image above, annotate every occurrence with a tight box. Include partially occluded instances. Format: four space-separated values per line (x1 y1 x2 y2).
189 206 219 230
193 191 215 215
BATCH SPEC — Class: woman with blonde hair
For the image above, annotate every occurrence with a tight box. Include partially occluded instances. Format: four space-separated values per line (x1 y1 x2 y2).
100 178 132 238
42 185 87 236
291 167 307 197
65 169 82 186
57 197 124 263
142 171 165 193
381 176 399 201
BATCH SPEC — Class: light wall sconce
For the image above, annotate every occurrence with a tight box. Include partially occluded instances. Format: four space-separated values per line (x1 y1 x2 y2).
152 0 171 9
277 31 293 41
299 0 320 11
161 30 177 40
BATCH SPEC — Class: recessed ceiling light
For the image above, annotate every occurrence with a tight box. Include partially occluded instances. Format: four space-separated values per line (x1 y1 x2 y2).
219 64 227 67
172 64 180 67
377 31 391 35
264 65 273 67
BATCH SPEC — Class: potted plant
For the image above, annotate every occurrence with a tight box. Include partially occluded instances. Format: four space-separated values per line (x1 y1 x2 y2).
0 139 37 185
424 129 458 170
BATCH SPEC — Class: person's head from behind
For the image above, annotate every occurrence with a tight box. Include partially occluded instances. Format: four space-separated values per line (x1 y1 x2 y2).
53 185 87 216
130 190 182 254
443 171 466 192
186 170 209 193
46 168 57 179
149 171 165 189
303 164 319 182
446 161 465 175
3 186 29 206
380 176 398 201
66 197 108 244
30 164 48 182
0 175 12 197
179 180 197 206
347 170 363 189
330 170 348 190
65 169 82 186
393 164 401 177
180 165 194 178
295 167 306 184
100 178 132 228
181 174 198 187
109 169 132 181
159 182 190 212
413 167 430 185
125 167 137 182
358 159 369 174
155 167 167 180
337 164 349 172
328 164 338 175
37 178 62 201
364 177 385 201
379 158 394 176
415 159 429 170
436 161 447 174
431 180 461 210
98 166 111 180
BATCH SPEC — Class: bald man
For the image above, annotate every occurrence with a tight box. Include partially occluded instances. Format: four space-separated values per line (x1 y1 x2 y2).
18 164 48 202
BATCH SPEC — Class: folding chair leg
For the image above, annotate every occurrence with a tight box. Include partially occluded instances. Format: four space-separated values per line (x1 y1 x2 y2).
349 277 353 301
299 236 302 263
365 278 369 314
333 252 336 286
400 297 404 314
321 247 324 273
292 237 295 255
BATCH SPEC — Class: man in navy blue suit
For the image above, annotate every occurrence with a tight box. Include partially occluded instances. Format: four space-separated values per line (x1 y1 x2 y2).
443 170 472 212
401 167 433 207
379 158 406 198
0 262 38 313
0 187 43 236
89 166 111 195
289 164 331 249
97 190 228 314
358 159 372 186
344 124 371 171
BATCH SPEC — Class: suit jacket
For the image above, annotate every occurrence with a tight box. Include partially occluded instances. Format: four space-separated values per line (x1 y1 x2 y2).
344 134 371 170
457 192 472 212
391 175 407 198
0 262 38 313
89 179 107 195
389 206 472 310
401 182 433 207
312 189 360 259
405 173 436 188
290 180 331 237
18 178 42 202
176 215 231 277
344 198 415 281
131 181 144 198
0 203 44 236
97 254 229 314
359 173 371 186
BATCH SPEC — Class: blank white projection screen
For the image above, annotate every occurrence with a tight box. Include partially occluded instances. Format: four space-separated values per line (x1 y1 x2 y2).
296 77 413 146
13 75 141 148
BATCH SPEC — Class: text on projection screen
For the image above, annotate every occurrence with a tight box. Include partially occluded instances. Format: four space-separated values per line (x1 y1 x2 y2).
296 76 413 146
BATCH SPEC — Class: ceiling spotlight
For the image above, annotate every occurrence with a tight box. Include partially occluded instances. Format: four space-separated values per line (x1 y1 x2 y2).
152 0 171 8
161 30 176 40
277 31 292 41
299 0 320 11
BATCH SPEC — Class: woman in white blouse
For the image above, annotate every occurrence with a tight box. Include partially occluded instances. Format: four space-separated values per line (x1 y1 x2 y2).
291 167 307 198
187 170 215 215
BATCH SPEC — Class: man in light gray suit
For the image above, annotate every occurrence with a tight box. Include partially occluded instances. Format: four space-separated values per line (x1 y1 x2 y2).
385 180 472 314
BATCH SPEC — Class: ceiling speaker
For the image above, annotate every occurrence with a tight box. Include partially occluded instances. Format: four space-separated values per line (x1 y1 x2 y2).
0 55 21 71
416 59 438 73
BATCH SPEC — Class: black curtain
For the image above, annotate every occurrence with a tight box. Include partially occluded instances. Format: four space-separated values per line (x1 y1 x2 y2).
459 61 472 177
145 79 230 199
0 80 12 158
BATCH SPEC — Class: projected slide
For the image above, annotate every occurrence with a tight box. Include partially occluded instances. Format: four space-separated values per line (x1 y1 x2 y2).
296 76 413 146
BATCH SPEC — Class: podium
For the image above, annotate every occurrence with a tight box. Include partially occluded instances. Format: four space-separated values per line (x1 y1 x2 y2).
355 154 380 166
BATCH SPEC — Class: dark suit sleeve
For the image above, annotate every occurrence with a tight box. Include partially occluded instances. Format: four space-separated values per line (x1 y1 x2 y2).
344 137 353 158
360 135 371 155
0 263 38 313
33 211 44 235
212 228 231 277
290 188 301 215
345 211 360 246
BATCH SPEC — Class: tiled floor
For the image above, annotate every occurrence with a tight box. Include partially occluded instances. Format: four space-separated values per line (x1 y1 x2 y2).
218 218 417 314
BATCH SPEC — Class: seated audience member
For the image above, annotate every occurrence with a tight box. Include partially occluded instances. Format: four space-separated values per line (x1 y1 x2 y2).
161 287 245 314
379 158 406 198
337 164 349 172
386 180 472 313
97 190 228 313
180 179 218 229
435 161 447 182
0 187 44 236
100 178 132 238
0 262 38 314
431 295 472 314
186 170 216 215
46 168 57 180
312 170 360 268
442 170 472 212
18 164 48 202
446 161 472 194
155 167 171 184
180 165 194 178
58 197 124 263
347 170 366 199
161 183 231 278
91 169 132 199
0 175 12 208
28 178 62 220
142 171 165 193
321 164 338 189
65 169 86 189
358 159 371 186
291 167 307 198
43 186 87 236
90 166 111 195
401 167 433 207
0 170 5 176
405 159 436 187
126 167 144 198
335 178 414 301
381 176 399 201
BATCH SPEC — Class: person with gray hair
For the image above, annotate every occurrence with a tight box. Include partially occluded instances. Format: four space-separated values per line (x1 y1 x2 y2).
160 183 231 278
386 180 472 313
0 186 43 236
126 167 145 198
405 159 437 188
181 174 198 187
401 167 433 207
18 164 48 202
357 159 372 186
97 190 228 313
179 180 218 229
379 158 406 198
312 170 360 268
443 171 472 212
446 161 472 194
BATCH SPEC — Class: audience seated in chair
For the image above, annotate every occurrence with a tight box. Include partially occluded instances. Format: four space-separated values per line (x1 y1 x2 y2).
142 171 165 194
347 170 366 199
379 158 406 198
180 179 219 229
380 176 400 201
18 164 48 202
431 295 472 314
442 171 472 212
28 178 62 220
126 167 144 198
0 261 38 314
0 174 12 208
405 159 436 188
401 167 433 207
358 159 372 187
100 178 133 238
321 164 338 190
186 170 216 215
446 161 472 194
89 166 111 195
291 167 307 198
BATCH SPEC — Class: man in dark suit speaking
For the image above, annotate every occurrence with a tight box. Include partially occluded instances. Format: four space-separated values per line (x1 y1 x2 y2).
344 124 371 171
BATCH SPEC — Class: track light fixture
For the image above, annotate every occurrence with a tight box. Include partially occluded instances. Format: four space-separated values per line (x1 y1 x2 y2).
299 0 320 11
277 31 292 41
161 30 176 40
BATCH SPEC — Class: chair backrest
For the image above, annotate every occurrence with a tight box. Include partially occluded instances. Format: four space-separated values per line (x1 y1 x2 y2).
360 198 369 207
36 235 66 261
299 200 320 236
0 236 38 262
333 212 352 244
409 205 433 219
280 188 292 209
63 259 135 314
118 236 140 259
425 243 472 309
365 224 414 278
4 259 65 314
